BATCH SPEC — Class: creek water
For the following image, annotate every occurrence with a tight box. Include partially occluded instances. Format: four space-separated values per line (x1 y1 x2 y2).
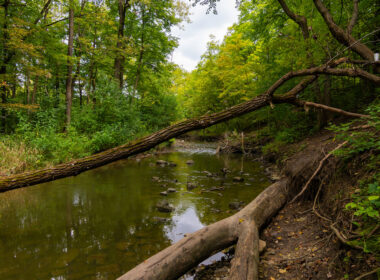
0 143 270 279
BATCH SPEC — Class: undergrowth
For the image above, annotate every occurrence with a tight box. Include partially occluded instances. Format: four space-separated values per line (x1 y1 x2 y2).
330 103 380 255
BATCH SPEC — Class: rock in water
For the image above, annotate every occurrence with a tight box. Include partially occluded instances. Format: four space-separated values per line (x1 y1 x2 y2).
229 201 244 210
152 217 169 223
156 200 174 213
233 176 244 182
186 160 194 165
156 160 167 166
221 167 230 174
167 162 177 167
187 182 197 190
167 188 176 193
209 186 224 191
152 176 161 182
203 171 213 177
160 191 168 196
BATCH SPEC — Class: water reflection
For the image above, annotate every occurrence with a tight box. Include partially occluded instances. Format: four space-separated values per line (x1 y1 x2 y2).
165 207 204 243
0 144 270 279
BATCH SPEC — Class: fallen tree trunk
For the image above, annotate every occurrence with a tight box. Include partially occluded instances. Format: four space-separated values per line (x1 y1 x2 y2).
118 134 341 280
117 179 290 280
0 59 377 192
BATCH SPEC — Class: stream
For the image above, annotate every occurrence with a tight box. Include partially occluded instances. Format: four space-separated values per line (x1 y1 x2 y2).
0 142 270 279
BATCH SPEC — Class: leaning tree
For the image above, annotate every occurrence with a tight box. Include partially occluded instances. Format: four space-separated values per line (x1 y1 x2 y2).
0 0 379 279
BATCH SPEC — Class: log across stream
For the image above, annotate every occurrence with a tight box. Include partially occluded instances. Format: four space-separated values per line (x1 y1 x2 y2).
0 143 271 280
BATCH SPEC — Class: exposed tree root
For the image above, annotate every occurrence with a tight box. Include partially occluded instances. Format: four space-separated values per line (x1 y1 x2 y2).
354 267 380 280
330 224 364 250
290 141 347 203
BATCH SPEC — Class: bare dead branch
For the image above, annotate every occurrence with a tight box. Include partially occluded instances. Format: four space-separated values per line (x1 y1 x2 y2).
295 101 370 118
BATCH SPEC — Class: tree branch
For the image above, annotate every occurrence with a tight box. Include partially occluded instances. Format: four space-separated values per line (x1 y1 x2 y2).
347 0 359 35
0 58 377 191
33 0 52 25
267 58 380 98
313 0 374 61
295 100 370 118
277 0 309 39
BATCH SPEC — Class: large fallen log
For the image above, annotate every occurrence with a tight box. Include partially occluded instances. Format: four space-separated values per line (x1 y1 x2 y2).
117 179 289 280
0 59 377 192
118 133 339 280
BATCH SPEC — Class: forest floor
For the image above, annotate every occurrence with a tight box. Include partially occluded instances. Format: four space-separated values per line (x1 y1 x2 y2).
191 130 379 280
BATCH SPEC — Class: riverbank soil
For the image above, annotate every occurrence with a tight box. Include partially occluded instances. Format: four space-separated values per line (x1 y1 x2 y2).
193 129 379 280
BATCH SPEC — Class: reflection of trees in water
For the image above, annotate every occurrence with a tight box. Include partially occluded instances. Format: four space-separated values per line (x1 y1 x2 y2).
0 167 172 279
0 149 269 279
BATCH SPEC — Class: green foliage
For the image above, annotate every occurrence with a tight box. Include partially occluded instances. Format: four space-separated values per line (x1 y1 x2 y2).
345 177 380 253
329 103 380 160
330 104 380 254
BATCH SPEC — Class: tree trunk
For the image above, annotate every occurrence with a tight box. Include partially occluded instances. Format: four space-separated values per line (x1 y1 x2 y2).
26 71 31 104
32 76 38 104
313 0 374 61
118 129 346 280
119 179 289 280
54 69 60 107
0 1 10 133
11 73 16 98
72 0 86 108
318 76 332 127
79 79 83 107
0 60 376 191
88 27 97 104
0 66 6 133
114 0 130 89
65 1 74 131
133 7 145 96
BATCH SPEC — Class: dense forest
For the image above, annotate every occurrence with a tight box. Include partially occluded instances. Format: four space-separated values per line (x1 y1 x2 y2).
0 0 189 171
0 0 378 174
0 0 379 279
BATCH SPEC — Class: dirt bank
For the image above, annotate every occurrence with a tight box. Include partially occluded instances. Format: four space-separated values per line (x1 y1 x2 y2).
192 130 379 280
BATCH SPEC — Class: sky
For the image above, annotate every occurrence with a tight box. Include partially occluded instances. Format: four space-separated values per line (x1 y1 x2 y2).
171 1 239 72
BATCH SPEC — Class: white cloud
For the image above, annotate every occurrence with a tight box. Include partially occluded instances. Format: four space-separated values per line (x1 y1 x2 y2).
171 1 239 71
